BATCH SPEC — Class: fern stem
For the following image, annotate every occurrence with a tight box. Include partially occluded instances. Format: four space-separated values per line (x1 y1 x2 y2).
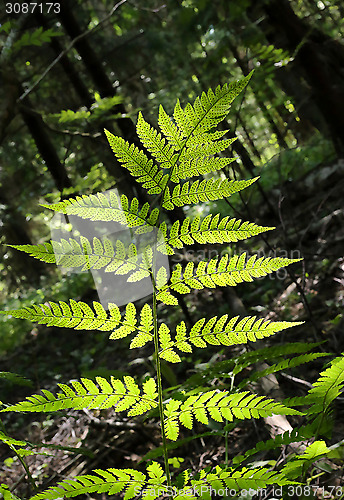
0 420 38 493
152 287 171 487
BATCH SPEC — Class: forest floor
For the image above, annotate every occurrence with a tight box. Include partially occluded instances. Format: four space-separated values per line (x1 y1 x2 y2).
1 159 344 499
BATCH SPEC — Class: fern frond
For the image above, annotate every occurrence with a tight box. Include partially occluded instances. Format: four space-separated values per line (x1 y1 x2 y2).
1 301 153 344
173 72 253 138
184 342 321 390
306 355 344 414
9 237 153 280
171 156 236 181
6 242 57 264
179 138 236 162
2 376 158 415
280 440 329 479
29 462 166 500
136 112 177 169
157 254 302 304
232 342 323 376
0 431 27 448
164 390 301 440
158 317 303 362
233 426 314 465
0 485 21 500
105 129 168 194
41 192 159 233
162 177 258 210
157 216 274 255
188 465 295 495
237 352 328 390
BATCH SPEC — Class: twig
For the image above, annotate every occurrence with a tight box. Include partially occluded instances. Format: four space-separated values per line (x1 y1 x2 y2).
18 0 128 102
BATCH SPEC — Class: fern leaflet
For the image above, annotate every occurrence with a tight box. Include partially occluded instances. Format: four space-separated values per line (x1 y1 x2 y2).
8 237 154 280
1 301 153 343
136 112 177 169
41 192 159 233
171 156 236 182
188 465 295 495
2 376 158 415
29 462 164 500
172 72 253 137
306 355 344 414
233 426 314 465
105 129 168 194
158 317 303 363
237 352 328 390
157 215 273 255
157 254 302 305
162 177 258 210
164 390 301 441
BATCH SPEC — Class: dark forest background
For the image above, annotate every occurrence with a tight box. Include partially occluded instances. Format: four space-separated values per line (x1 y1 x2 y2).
0 0 344 496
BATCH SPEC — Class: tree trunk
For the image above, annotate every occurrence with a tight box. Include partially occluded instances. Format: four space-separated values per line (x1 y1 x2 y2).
19 97 72 192
0 185 45 285
262 0 344 155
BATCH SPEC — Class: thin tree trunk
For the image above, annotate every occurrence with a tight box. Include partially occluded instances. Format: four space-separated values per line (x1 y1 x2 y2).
262 0 344 155
19 97 72 192
0 185 45 285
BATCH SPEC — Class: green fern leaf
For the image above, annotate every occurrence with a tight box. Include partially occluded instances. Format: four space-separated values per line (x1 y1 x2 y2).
157 216 274 255
0 485 21 500
173 72 253 137
105 129 168 195
29 468 147 500
157 254 302 303
171 156 236 181
158 104 184 150
9 237 154 281
0 300 151 342
158 316 303 360
179 138 236 162
233 426 314 465
189 466 295 496
280 440 329 479
237 352 328 390
0 431 27 448
306 355 344 414
6 242 57 264
158 323 181 363
2 376 158 415
184 342 321 391
41 191 159 233
129 303 154 348
162 177 258 210
164 390 301 440
136 112 177 169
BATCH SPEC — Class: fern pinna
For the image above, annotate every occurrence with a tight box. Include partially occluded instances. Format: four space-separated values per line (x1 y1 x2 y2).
2 73 319 499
